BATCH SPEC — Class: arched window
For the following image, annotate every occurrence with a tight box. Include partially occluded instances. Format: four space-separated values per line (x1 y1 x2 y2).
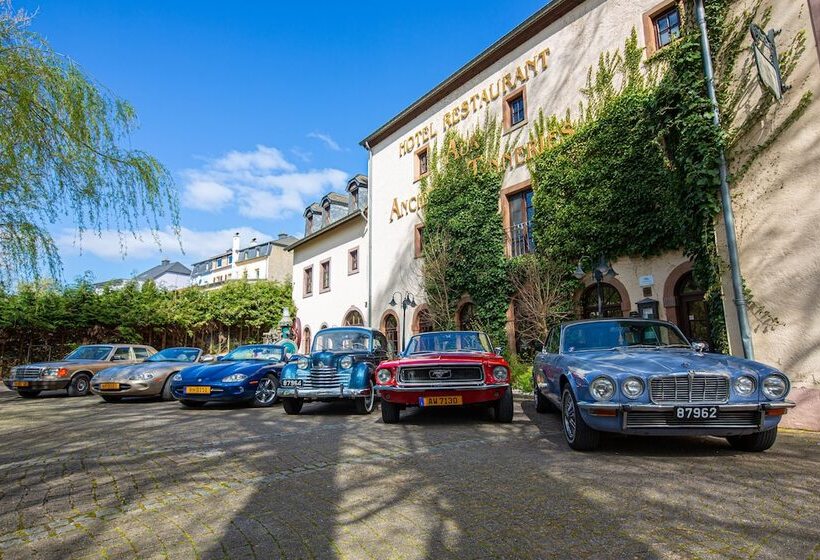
383 313 399 353
457 302 477 330
416 308 434 333
303 327 312 354
320 323 328 330
581 284 623 319
675 272 711 344
343 310 364 326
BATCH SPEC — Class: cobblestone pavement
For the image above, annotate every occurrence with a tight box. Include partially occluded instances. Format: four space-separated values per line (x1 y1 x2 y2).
0 387 818 560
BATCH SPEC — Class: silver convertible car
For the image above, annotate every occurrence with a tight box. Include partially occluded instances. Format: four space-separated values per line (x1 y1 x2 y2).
532 319 795 451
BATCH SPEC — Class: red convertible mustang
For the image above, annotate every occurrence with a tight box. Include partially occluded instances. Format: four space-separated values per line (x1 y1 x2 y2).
375 331 513 424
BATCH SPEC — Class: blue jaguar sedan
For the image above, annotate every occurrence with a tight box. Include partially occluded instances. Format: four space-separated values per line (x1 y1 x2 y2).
170 344 290 408
533 319 795 451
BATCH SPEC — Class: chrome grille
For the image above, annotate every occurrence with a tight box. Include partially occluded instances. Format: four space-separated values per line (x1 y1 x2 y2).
303 366 350 389
649 374 729 404
626 410 760 428
399 365 484 385
15 367 44 380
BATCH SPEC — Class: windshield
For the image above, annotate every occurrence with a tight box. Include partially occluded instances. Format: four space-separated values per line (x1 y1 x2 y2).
405 332 493 355
223 345 284 362
147 348 200 363
313 330 370 352
66 346 112 360
563 321 689 352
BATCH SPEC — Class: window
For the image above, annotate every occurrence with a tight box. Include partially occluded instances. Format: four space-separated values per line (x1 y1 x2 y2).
112 347 131 361
457 302 477 330
349 188 359 210
414 224 425 258
320 259 331 292
415 146 429 181
343 310 364 326
255 268 260 279
348 247 359 275
507 188 534 256
303 327 312 353
545 329 560 354
216 257 223 267
243 270 248 279
383 313 399 354
416 308 434 334
581 284 624 319
303 266 313 297
504 87 527 130
654 6 680 48
134 347 150 360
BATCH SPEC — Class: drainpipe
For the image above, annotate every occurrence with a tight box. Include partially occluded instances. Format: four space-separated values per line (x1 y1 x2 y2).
694 0 754 360
365 141 373 328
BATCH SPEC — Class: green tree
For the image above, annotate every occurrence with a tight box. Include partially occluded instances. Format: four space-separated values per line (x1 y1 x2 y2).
0 2 178 285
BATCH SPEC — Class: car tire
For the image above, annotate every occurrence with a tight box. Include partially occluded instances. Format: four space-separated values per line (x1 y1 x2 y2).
534 387 552 413
282 397 304 415
727 427 778 452
17 390 41 398
101 395 122 403
160 376 176 401
250 374 278 408
561 387 600 451
354 381 376 415
67 373 91 397
180 399 206 408
494 387 514 423
381 400 401 424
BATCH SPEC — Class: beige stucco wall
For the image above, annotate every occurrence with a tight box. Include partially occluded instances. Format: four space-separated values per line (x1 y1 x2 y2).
722 0 820 388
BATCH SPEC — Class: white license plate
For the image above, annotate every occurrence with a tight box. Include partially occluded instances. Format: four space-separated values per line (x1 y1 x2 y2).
282 379 303 387
674 406 719 420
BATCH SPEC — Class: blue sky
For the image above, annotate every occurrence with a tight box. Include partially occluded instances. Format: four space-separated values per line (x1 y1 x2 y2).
19 0 548 283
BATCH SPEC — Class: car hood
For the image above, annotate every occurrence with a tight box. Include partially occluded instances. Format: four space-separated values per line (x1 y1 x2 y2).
565 348 780 378
95 361 181 380
17 359 104 369
177 360 275 381
398 351 498 364
310 350 370 367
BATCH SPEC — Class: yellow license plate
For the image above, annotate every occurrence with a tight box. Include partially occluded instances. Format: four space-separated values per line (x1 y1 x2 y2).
13 381 30 388
185 386 211 395
421 396 463 407
100 383 120 390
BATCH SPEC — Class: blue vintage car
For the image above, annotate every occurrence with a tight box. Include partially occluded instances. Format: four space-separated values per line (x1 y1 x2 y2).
533 319 795 451
169 344 290 408
277 327 391 415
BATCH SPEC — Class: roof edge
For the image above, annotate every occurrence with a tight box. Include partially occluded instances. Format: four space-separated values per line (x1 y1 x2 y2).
286 210 366 252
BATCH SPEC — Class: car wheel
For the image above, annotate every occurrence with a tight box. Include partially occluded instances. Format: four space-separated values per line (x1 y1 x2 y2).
561 387 599 451
282 397 304 415
354 381 376 414
180 399 206 408
727 427 778 452
160 375 176 401
17 390 41 398
493 387 514 423
381 400 401 424
534 387 552 413
101 395 122 403
67 373 91 397
251 374 278 408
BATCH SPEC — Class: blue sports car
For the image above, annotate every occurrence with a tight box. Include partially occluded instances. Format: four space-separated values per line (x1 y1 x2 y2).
170 344 290 408
533 319 795 451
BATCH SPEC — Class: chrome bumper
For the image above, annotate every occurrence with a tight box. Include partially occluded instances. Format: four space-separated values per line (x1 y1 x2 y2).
277 385 371 399
377 383 509 392
578 401 796 412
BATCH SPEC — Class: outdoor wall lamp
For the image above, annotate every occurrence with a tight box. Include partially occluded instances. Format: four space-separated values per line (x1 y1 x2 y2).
573 255 617 317
389 291 416 350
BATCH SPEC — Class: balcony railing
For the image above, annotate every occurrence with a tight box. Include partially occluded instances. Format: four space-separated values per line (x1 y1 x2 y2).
507 221 535 257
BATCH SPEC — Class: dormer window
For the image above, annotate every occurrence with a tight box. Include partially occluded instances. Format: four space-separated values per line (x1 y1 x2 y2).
349 187 359 210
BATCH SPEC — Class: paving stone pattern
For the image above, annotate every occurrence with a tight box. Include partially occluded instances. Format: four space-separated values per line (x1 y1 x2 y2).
0 387 818 560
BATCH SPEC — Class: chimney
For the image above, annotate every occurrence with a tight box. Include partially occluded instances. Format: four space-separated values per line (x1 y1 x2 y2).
250 237 257 245
232 232 240 271
278 233 289 239
161 259 170 266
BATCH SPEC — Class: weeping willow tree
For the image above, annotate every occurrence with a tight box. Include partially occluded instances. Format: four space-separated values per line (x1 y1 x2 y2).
0 2 178 286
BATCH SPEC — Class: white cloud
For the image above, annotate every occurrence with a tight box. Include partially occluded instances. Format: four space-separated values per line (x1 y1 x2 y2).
57 226 274 263
307 132 342 152
181 145 348 219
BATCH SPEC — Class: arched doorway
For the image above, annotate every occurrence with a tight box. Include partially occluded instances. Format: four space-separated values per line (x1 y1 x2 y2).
457 302 478 330
415 307 434 334
675 272 711 344
581 284 624 318
343 310 364 326
302 327 311 354
382 312 399 353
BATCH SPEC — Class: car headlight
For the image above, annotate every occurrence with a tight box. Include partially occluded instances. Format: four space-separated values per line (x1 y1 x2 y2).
376 369 393 384
734 375 756 396
297 357 310 370
222 373 248 383
339 356 354 370
589 377 615 401
761 374 788 400
492 366 509 382
172 373 182 382
44 367 60 377
129 371 157 381
621 377 644 399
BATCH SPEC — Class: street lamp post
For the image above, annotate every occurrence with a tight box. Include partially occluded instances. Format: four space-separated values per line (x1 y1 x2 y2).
388 291 416 351
573 255 618 318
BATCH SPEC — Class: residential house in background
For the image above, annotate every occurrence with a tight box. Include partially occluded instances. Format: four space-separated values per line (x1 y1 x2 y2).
191 233 298 288
94 259 191 293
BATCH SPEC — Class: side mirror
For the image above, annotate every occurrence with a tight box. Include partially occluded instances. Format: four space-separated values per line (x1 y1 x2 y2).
494 346 504 356
692 341 710 353
200 355 216 363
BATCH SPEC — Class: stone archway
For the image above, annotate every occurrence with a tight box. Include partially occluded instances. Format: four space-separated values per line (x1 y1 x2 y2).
412 304 433 335
380 309 400 353
574 277 631 318
342 307 365 327
663 260 694 326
